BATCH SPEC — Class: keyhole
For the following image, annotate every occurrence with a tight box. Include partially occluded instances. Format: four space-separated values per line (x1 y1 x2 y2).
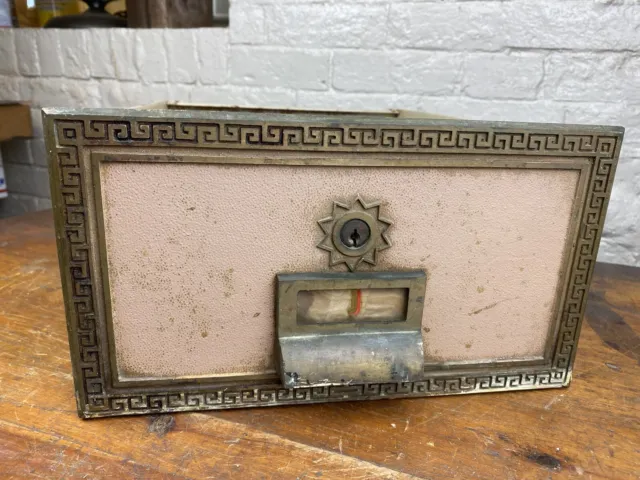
350 228 361 247
339 219 371 249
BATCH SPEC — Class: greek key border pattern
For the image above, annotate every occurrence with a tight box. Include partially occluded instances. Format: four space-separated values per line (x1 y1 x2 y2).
50 118 620 417
55 119 619 154
88 372 566 416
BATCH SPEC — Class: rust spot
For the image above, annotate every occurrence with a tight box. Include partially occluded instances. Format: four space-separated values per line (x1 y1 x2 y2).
201 331 208 338
465 343 472 349
220 268 235 298
477 286 485 293
148 415 175 437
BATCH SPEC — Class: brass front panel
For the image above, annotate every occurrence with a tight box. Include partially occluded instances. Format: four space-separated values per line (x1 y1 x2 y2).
43 106 624 418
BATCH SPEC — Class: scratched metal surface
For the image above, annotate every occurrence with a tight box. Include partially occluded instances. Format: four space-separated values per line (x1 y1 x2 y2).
0 210 639 479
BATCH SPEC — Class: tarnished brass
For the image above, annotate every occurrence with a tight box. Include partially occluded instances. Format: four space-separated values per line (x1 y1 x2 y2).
317 196 392 271
276 271 427 387
42 106 624 418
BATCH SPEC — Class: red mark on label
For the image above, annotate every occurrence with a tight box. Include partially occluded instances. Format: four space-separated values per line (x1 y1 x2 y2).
349 289 362 317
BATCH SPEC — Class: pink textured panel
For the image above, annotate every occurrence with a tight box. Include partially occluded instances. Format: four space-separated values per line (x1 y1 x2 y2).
100 162 579 380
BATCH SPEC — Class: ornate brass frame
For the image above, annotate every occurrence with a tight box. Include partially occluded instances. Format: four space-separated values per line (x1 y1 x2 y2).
43 107 624 418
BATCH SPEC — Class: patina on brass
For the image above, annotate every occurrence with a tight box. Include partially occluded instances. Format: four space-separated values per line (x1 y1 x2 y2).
276 271 427 387
42 105 624 419
317 196 392 271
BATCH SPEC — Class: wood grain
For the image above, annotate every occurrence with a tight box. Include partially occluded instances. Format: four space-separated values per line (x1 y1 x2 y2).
0 211 638 479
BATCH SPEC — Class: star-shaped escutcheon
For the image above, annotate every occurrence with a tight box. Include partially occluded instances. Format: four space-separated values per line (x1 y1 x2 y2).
316 196 393 272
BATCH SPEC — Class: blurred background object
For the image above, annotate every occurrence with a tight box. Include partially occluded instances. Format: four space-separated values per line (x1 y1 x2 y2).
13 0 39 27
43 0 126 28
127 0 228 28
0 103 33 205
13 0 125 27
36 0 81 27
0 0 636 266
0 0 12 27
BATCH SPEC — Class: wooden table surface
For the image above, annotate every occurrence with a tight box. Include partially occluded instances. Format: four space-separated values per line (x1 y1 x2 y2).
1 211 638 479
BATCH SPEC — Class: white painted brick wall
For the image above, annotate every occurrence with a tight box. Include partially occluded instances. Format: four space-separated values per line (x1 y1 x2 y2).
135 30 168 83
87 29 115 79
230 47 330 90
0 0 638 266
167 30 198 83
0 29 16 74
333 50 463 95
35 30 64 77
59 30 91 79
14 30 39 76
266 5 388 48
230 6 265 45
195 29 228 85
463 53 544 100
110 29 137 81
